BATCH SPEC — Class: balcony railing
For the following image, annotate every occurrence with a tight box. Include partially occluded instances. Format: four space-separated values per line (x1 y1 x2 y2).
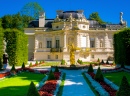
50 48 63 52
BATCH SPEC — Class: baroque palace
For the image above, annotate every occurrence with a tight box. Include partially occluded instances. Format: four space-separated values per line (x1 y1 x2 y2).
24 10 127 62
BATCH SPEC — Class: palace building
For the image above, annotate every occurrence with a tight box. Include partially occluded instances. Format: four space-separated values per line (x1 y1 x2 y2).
24 10 127 62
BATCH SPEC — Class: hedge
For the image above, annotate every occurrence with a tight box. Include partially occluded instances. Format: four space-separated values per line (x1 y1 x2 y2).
114 28 130 65
4 29 28 66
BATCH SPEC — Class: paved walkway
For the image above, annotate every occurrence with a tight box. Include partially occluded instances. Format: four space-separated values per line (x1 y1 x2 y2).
61 69 95 96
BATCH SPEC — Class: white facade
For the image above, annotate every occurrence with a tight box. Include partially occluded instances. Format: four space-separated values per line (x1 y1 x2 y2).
25 10 126 62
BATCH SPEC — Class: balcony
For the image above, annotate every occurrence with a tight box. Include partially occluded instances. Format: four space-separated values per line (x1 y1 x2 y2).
50 48 63 52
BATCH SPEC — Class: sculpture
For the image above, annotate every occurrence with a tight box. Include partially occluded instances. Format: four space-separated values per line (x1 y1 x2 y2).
68 43 80 65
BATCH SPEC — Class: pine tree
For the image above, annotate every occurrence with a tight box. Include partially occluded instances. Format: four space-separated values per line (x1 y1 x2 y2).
27 81 40 96
94 67 104 81
87 64 94 72
116 76 130 96
21 62 25 69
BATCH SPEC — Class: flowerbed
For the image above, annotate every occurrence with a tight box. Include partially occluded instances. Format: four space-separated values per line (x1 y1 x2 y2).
39 72 62 96
0 67 49 79
86 72 117 96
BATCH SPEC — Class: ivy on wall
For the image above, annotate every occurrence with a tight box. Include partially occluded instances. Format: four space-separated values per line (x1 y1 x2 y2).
4 29 28 66
114 28 130 65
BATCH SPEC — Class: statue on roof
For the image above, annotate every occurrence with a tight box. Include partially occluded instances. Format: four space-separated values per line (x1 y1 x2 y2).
54 15 61 22
120 12 127 26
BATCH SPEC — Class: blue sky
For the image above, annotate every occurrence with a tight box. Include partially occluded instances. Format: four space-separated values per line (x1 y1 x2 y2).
0 0 130 27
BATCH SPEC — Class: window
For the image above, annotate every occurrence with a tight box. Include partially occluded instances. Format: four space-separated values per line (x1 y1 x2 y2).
56 40 60 48
55 55 58 59
48 55 50 59
90 38 95 48
47 41 52 48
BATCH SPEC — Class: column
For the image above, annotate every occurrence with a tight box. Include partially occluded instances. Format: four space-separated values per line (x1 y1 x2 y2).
86 34 90 48
52 35 55 48
104 33 109 48
95 36 99 48
78 34 81 47
35 35 38 52
43 35 46 48
63 33 66 48
76 33 79 47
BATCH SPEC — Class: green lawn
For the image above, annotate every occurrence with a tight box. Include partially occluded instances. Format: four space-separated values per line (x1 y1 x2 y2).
42 62 60 66
104 71 130 86
0 72 45 96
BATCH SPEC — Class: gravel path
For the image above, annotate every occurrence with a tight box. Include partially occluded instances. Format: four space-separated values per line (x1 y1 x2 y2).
61 69 95 96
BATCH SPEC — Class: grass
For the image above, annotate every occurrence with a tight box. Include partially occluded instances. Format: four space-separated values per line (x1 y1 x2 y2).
104 71 130 86
0 72 45 96
42 62 60 66
82 73 99 96
56 73 66 96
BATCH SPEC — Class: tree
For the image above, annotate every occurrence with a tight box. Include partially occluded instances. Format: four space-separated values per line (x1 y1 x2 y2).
20 2 43 19
116 76 130 96
1 15 13 29
27 81 40 96
87 64 94 72
94 67 104 81
89 12 105 24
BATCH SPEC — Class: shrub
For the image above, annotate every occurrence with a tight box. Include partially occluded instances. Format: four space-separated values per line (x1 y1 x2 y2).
101 60 104 64
39 61 42 64
29 62 32 67
54 66 59 72
106 60 109 64
48 70 55 80
97 58 100 62
94 67 104 81
27 81 40 96
116 76 130 96
21 62 25 69
87 64 94 72
121 63 125 68
10 64 16 71
77 59 83 64
61 59 65 65
42 60 45 63
35 61 38 65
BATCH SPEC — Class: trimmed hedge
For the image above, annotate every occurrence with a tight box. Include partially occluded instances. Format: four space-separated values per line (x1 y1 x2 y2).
0 28 4 69
4 29 28 66
114 28 130 65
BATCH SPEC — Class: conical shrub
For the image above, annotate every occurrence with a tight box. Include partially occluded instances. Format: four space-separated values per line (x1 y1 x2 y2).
10 64 16 71
116 76 130 96
27 81 40 96
94 67 104 81
29 62 32 67
21 62 25 69
48 70 55 80
54 66 59 72
87 64 94 72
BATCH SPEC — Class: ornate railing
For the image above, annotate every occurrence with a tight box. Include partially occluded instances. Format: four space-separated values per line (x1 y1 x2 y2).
50 48 63 52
